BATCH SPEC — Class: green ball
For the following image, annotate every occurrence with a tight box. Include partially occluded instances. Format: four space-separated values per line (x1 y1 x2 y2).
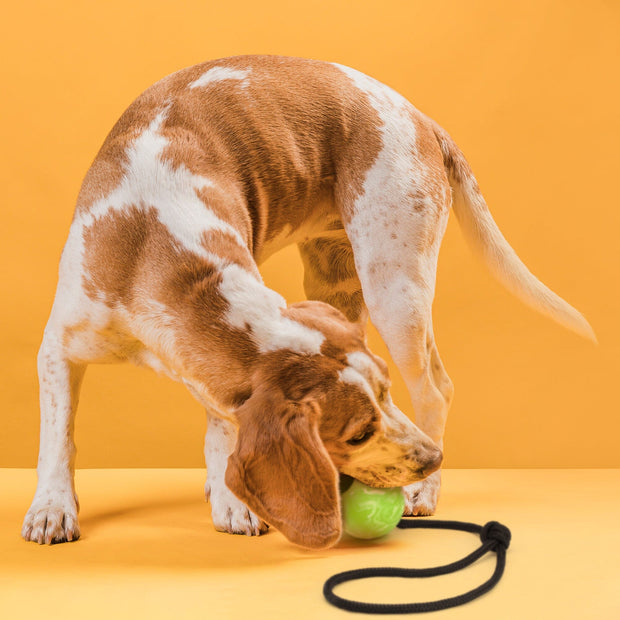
340 476 405 539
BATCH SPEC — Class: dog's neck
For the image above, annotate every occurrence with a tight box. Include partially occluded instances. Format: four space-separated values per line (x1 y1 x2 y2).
137 261 326 414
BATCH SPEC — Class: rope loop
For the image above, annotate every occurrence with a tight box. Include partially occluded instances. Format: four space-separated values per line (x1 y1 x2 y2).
323 518 511 614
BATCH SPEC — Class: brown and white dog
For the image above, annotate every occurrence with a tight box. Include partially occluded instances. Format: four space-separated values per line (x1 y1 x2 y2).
22 55 594 549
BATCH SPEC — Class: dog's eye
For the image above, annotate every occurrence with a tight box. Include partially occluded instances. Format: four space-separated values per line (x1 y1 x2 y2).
347 428 374 446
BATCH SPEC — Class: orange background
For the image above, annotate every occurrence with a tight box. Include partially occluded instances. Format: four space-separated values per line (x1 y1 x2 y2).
1 0 617 468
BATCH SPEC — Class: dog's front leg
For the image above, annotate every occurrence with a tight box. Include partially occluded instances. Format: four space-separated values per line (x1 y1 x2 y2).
204 413 268 536
22 332 85 544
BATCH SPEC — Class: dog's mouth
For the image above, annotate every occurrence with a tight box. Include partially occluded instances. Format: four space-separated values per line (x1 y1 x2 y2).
339 473 356 494
339 458 440 489
339 472 406 491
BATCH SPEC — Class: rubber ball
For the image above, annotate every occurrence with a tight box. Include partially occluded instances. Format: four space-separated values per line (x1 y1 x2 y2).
340 475 405 540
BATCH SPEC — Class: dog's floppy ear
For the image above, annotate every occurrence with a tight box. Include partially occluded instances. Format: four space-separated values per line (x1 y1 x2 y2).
225 385 341 549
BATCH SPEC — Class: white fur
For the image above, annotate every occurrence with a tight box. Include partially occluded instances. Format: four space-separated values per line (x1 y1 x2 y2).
219 264 325 355
344 351 387 391
333 63 442 307
338 365 376 400
53 107 253 368
21 335 83 544
52 106 247 352
80 108 246 257
334 63 451 509
204 415 267 535
189 66 251 90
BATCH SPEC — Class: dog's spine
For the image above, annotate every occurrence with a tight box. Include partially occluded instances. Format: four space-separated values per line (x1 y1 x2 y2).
431 122 596 342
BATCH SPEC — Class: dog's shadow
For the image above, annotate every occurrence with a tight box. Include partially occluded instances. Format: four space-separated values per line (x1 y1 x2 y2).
76 493 386 571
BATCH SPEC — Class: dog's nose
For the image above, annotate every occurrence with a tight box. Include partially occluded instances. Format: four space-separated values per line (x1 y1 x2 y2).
419 448 443 477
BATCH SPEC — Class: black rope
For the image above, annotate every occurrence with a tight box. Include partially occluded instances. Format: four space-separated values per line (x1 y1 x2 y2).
323 519 511 614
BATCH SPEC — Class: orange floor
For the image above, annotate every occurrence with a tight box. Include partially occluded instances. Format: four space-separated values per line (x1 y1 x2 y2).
1 469 618 619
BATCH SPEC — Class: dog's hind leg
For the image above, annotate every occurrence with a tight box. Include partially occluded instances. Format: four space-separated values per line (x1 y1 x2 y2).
298 233 368 325
344 201 454 514
336 110 455 514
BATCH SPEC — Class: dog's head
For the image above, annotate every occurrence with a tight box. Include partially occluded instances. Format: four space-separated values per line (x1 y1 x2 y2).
225 301 442 549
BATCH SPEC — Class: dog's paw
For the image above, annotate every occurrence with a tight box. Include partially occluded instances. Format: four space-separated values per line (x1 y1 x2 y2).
209 488 269 537
403 470 441 516
22 493 80 544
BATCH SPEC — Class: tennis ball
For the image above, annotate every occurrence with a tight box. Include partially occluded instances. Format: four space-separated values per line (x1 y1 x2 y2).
340 475 405 540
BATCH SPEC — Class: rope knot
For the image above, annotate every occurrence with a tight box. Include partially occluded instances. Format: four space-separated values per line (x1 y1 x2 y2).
480 521 511 550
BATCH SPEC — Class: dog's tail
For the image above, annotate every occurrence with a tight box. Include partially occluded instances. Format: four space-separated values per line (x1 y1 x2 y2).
431 121 596 342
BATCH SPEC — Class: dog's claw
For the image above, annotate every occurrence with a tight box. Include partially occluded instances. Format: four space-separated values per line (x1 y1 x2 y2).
22 498 80 545
209 489 269 536
403 471 441 516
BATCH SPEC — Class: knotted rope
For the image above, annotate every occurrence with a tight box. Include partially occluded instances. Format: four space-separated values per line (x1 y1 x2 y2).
323 519 511 614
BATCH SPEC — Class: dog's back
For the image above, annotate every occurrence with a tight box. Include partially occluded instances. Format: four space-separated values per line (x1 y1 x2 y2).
74 55 393 262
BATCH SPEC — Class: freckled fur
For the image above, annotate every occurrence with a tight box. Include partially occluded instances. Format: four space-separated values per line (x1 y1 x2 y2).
24 54 593 549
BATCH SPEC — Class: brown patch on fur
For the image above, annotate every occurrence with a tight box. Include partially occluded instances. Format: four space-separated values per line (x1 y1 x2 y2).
194 185 255 250
244 345 379 471
322 291 365 322
283 301 365 358
76 56 384 259
299 237 358 284
332 93 384 224
275 301 384 466
82 205 258 406
298 236 366 322
82 206 153 305
414 115 449 188
428 117 478 194
74 83 169 215
75 139 129 217
200 229 259 277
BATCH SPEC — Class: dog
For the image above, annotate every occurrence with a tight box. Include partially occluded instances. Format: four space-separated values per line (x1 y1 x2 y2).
22 55 594 549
